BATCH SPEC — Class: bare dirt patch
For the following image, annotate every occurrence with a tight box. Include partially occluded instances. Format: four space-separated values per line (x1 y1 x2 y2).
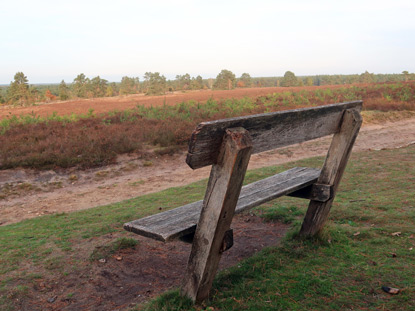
11 214 289 311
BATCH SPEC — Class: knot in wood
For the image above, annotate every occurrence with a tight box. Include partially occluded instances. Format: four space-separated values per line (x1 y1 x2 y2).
225 127 253 149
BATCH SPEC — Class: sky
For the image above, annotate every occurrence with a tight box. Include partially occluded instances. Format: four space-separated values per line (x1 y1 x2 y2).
1 0 414 84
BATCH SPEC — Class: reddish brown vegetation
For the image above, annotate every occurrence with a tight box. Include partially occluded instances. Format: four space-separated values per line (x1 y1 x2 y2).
44 90 57 102
0 85 349 119
0 119 140 168
1 83 414 170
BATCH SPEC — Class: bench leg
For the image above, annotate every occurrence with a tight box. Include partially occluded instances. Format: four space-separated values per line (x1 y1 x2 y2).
300 109 362 237
181 128 253 303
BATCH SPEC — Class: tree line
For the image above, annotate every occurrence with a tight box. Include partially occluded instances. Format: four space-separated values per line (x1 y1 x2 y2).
0 70 413 106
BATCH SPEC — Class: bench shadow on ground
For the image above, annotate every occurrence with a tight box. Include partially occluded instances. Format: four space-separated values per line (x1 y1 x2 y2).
37 214 289 311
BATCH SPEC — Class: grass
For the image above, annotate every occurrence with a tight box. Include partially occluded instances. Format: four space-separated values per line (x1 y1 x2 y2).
1 82 415 170
141 145 415 310
1 145 415 310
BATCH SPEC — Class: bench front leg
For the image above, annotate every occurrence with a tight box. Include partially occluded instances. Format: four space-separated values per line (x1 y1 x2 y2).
181 127 253 303
300 108 362 237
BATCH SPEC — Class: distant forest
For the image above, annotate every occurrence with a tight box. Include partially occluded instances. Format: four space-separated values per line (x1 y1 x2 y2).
0 69 413 107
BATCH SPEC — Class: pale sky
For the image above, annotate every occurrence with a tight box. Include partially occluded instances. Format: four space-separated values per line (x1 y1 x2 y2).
1 0 414 84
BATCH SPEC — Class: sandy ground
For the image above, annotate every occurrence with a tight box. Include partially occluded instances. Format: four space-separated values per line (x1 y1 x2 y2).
1 117 414 226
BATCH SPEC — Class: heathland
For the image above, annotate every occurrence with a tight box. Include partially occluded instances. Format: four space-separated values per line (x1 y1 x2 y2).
1 82 414 170
1 82 415 310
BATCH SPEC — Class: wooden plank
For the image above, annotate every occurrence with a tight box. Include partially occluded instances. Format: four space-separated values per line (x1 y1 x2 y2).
186 101 363 169
181 127 253 302
123 167 320 242
233 167 320 213
299 109 362 236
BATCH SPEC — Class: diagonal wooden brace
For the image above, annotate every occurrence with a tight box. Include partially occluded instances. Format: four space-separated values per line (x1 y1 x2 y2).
181 127 253 303
300 109 362 237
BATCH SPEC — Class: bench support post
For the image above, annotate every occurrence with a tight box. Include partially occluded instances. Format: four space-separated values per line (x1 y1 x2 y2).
181 127 253 303
300 109 362 237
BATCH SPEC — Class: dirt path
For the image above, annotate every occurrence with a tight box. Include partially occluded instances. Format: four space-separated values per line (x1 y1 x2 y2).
0 117 415 226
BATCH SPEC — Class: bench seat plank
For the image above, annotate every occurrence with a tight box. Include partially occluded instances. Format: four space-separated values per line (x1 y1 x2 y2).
124 167 320 242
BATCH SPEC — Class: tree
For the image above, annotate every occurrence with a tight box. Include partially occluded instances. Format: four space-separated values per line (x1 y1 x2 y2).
119 76 139 95
7 72 30 105
59 80 69 100
281 71 298 87
360 71 375 84
28 85 40 103
73 73 88 97
175 73 191 90
106 85 115 97
402 71 409 82
214 69 236 90
196 75 204 89
144 72 166 95
89 76 108 97
238 73 252 88
305 77 314 86
190 75 204 90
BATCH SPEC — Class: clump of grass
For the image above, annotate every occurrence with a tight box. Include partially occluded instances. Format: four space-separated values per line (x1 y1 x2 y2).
138 290 193 311
89 237 138 261
260 204 304 224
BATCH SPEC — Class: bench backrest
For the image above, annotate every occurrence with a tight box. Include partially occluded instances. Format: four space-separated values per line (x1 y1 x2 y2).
186 101 362 169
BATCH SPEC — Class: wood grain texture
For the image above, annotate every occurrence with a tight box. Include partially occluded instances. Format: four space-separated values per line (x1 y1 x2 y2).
186 101 363 169
300 109 362 236
181 127 253 302
123 167 320 242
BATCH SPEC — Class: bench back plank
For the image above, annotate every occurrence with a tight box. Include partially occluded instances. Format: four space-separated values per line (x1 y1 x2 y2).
186 101 362 169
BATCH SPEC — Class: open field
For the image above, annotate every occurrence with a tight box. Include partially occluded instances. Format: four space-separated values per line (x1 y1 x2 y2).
0 86 350 119
0 144 414 310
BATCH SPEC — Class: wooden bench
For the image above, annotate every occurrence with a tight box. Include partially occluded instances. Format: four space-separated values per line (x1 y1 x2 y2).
124 101 363 303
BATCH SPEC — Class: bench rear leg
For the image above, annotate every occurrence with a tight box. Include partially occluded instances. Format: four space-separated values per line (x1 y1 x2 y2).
300 109 362 237
181 128 253 303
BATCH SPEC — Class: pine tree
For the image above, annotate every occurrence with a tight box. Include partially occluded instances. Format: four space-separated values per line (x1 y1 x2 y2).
7 72 30 105
213 69 236 90
238 73 252 88
281 71 298 87
144 72 166 95
59 80 70 100
73 73 88 97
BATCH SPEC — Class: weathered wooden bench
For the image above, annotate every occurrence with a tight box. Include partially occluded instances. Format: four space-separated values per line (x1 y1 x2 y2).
124 101 363 303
